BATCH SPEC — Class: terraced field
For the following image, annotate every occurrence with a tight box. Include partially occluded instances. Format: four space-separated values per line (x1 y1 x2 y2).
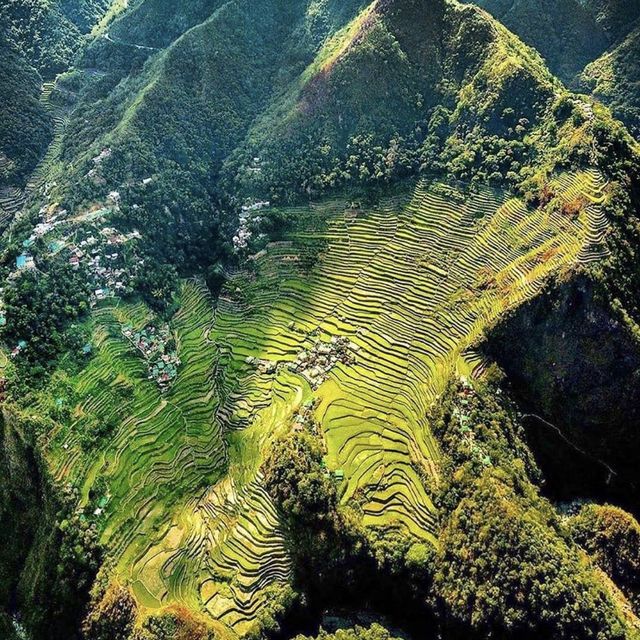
0 79 68 230
36 281 293 636
34 173 608 634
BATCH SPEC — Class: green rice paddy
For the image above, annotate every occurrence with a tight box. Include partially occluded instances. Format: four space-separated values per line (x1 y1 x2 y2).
35 172 608 634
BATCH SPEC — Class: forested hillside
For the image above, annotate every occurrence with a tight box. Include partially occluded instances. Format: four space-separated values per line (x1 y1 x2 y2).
470 0 640 140
0 40 53 188
2 1 640 640
469 0 609 81
0 0 119 197
582 25 640 139
0 0 114 76
471 0 640 81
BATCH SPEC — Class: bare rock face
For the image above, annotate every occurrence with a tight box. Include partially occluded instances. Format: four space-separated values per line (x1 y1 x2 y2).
486 275 640 509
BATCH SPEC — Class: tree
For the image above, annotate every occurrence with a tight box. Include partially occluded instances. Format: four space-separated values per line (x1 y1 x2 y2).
570 504 640 613
82 584 136 640
432 470 627 639
293 623 402 640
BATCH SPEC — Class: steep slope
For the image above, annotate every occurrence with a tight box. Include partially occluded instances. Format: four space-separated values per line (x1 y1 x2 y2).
487 275 640 503
223 0 563 200
582 25 640 139
28 170 622 639
0 40 53 190
468 0 609 82
56 0 564 217
0 0 115 77
580 0 640 40
0 0 122 227
50 0 370 285
467 0 640 141
468 0 640 85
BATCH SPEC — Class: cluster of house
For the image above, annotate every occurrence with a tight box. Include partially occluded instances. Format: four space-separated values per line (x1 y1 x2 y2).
243 336 358 389
122 323 181 389
246 156 264 175
288 336 359 389
87 148 112 186
292 399 321 434
3 169 148 361
15 254 35 271
9 189 145 330
67 225 143 306
92 495 110 518
0 290 10 360
14 203 71 272
244 355 278 375
451 377 492 467
15 218 143 307
86 146 156 194
288 336 358 389
10 340 27 359
233 200 270 251
241 200 270 213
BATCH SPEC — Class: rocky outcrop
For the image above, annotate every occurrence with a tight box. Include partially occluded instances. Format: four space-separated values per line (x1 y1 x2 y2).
486 275 640 509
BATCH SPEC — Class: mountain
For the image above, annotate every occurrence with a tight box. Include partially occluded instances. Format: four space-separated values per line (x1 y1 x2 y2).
2 1 640 640
580 0 640 40
0 0 115 76
469 0 640 139
582 24 640 139
470 0 640 83
0 40 53 189
469 0 610 82
0 0 122 219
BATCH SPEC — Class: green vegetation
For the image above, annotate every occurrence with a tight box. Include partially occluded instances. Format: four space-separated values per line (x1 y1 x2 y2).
222 0 563 201
469 0 610 82
293 624 401 640
0 615 19 640
0 410 104 640
2 261 92 385
0 40 52 188
9 167 614 637
470 0 640 84
430 381 631 639
483 108 640 503
582 26 640 139
570 504 640 613
263 429 372 607
83 584 137 640
471 0 640 142
0 0 114 77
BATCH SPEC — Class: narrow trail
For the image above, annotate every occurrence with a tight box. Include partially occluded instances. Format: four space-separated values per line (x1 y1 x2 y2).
522 412 621 486
103 32 159 51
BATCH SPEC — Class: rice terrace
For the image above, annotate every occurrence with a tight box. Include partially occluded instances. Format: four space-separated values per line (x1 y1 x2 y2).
24 170 610 635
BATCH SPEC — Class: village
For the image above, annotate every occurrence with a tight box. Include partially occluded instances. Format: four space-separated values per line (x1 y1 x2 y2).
122 323 181 389
4 158 149 359
233 199 270 251
245 335 358 390
288 336 358 388
10 207 144 316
